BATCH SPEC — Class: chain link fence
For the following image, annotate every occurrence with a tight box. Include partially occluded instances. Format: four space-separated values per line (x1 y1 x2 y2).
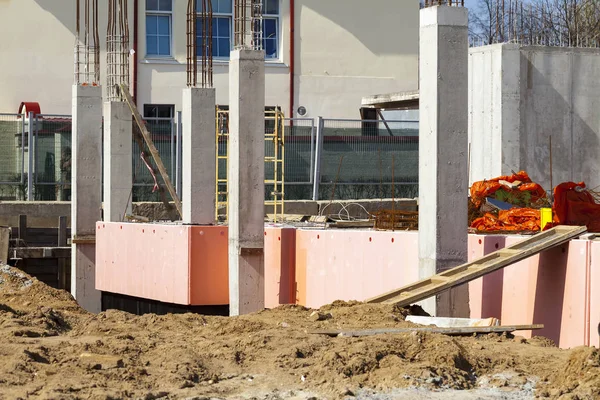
0 113 420 202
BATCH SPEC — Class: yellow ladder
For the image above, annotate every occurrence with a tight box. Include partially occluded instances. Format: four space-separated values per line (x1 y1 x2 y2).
215 107 285 222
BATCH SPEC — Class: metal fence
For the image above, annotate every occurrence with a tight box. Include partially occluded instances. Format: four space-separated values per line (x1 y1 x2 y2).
0 113 420 202
313 118 419 201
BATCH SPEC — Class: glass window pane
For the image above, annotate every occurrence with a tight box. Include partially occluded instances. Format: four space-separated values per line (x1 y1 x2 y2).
216 17 229 37
264 18 276 39
146 0 159 11
212 0 232 14
144 105 157 118
157 15 170 35
157 106 172 118
264 39 277 58
159 0 172 11
218 38 230 57
146 36 158 55
158 36 170 55
264 0 279 15
146 15 157 34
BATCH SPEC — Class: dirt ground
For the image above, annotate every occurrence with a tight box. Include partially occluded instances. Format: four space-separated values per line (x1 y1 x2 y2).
0 265 599 400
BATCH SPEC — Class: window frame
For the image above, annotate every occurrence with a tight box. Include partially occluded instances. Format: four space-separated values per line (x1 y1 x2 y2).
145 0 173 58
196 0 281 62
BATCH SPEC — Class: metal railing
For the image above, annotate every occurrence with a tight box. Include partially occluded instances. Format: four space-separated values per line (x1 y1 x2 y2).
0 112 420 202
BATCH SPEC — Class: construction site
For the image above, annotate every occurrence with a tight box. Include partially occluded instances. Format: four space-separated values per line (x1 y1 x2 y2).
1 0 600 399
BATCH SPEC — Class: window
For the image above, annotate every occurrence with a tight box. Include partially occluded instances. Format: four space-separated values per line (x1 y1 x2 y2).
143 104 174 136
196 0 280 60
146 0 172 57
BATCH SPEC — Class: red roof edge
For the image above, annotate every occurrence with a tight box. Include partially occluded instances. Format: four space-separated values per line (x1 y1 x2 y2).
18 102 41 116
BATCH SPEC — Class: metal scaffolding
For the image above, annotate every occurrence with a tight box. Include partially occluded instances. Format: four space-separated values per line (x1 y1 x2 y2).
187 0 213 88
234 0 263 50
107 0 130 101
74 0 101 85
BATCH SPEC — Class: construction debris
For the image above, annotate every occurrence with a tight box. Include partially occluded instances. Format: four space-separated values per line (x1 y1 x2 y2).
406 316 500 328
374 209 418 231
469 171 548 232
310 324 543 338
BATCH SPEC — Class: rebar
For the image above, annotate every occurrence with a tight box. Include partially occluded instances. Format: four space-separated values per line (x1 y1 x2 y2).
107 0 130 101
74 0 101 85
423 0 465 7
187 0 213 88
234 0 263 50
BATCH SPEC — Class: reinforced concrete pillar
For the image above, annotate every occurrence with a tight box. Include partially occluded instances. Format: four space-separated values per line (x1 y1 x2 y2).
418 6 469 317
71 85 103 313
103 101 132 222
228 49 265 316
182 87 216 224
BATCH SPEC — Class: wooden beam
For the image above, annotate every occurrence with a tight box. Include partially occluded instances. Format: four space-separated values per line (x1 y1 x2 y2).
18 214 27 244
310 324 544 337
11 247 71 259
119 84 182 218
367 225 587 307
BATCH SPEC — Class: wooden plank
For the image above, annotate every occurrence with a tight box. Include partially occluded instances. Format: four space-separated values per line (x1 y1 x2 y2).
0 227 9 264
120 83 182 218
310 324 544 337
11 247 71 259
329 220 375 229
18 214 27 244
58 216 67 246
367 225 587 306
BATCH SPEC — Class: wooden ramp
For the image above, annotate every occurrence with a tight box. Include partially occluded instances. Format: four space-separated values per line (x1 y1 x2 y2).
367 225 588 307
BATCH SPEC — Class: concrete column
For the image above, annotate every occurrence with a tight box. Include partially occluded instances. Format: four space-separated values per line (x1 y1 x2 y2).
418 6 469 317
228 49 265 316
71 84 103 313
182 87 216 224
468 43 521 185
103 101 132 222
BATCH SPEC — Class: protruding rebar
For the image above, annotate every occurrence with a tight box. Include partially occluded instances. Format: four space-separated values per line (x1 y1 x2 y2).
74 0 100 85
107 0 130 101
187 0 213 88
234 0 263 50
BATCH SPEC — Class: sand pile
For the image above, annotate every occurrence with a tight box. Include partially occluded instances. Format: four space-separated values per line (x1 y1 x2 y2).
0 265 596 399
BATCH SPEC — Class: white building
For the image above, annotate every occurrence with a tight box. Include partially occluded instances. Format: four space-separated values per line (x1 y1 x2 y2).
0 0 419 120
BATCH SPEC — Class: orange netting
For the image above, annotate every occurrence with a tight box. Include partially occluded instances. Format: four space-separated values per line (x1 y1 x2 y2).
470 171 546 208
471 208 541 232
552 182 600 232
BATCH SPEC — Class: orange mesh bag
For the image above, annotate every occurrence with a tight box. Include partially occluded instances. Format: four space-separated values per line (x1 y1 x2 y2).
552 182 600 232
471 208 540 232
470 171 546 208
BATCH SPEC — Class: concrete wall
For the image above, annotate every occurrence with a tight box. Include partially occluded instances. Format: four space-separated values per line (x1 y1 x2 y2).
469 44 600 190
0 0 418 119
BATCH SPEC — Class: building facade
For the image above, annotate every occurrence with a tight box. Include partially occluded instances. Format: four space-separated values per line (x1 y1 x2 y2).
0 0 419 119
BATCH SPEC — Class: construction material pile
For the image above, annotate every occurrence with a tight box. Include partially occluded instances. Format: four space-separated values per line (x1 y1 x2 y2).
0 265 598 399
469 171 548 232
469 171 600 233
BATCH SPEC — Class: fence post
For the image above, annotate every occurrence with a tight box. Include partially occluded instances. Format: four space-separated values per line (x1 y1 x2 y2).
175 110 183 199
21 114 26 186
312 116 324 201
27 112 34 201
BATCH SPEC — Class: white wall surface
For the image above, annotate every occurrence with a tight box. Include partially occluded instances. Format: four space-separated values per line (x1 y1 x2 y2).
468 44 600 191
0 0 419 119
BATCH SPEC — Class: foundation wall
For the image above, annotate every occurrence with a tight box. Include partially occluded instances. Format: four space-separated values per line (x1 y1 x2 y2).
95 223 599 349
